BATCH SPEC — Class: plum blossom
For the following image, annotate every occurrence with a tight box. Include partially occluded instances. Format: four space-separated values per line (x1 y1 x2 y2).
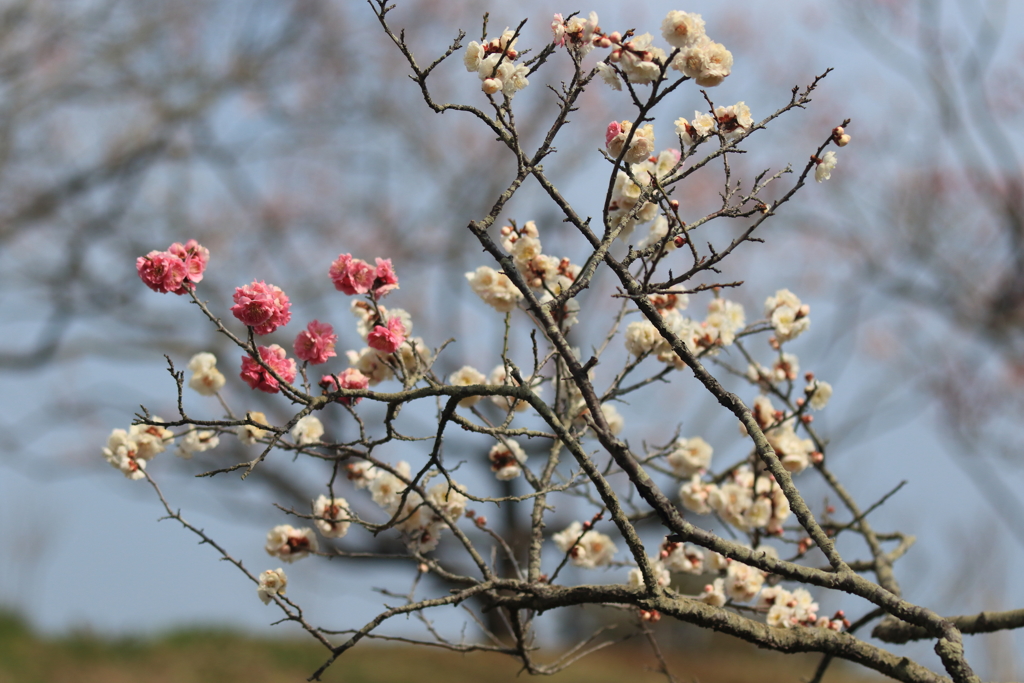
759 587 821 628
265 524 318 563
294 320 337 365
291 415 324 445
660 538 705 575
313 495 351 538
237 411 269 445
698 578 726 606
329 254 374 295
489 440 527 480
616 33 665 84
176 428 219 459
672 36 733 87
552 521 617 568
168 239 210 285
606 120 656 164
449 365 487 407
102 428 145 480
661 11 706 49
679 474 715 515
628 558 671 590
257 568 287 604
704 298 745 346
466 28 529 97
625 320 660 357
231 281 292 335
715 102 753 142
367 316 407 354
674 111 715 147
595 62 621 90
319 368 369 405
815 151 837 182
764 289 810 342
551 12 599 56
806 379 833 410
137 251 187 295
345 347 394 386
466 266 523 313
187 352 225 396
725 561 766 602
240 344 296 393
666 436 713 476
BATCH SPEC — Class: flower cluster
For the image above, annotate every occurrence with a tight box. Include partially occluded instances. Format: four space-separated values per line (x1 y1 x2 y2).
680 462 791 534
551 10 733 90
353 460 468 553
608 149 679 240
294 320 337 365
265 524 318 563
312 495 352 539
463 28 529 97
488 440 527 480
319 368 370 405
624 294 745 366
239 344 297 394
187 352 226 396
136 239 209 295
102 421 174 479
764 289 810 342
231 281 292 334
176 428 219 460
552 521 617 569
466 265 523 313
606 120 656 164
329 254 398 299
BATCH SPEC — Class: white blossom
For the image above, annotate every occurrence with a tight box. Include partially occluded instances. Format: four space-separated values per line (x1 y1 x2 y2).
291 415 324 445
552 521 617 568
313 495 352 538
661 11 706 49
176 428 219 459
698 578 726 606
450 365 487 407
807 379 833 410
672 37 733 87
187 352 225 396
628 558 671 589
237 411 270 446
466 266 523 313
596 62 622 90
725 561 766 602
666 436 713 476
265 524 318 563
815 151 837 182
489 440 527 480
257 568 287 605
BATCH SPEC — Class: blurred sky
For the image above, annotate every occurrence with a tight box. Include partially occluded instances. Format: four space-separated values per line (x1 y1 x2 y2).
1 0 1023 680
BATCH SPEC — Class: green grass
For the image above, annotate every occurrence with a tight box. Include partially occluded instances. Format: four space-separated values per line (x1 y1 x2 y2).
0 610 880 683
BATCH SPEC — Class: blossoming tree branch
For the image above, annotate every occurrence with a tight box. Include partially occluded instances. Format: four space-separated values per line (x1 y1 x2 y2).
105 4 1022 682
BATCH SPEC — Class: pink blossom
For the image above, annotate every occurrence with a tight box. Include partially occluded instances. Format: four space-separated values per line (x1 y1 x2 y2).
294 320 338 365
137 250 188 294
319 368 370 405
168 239 210 285
231 281 292 335
329 254 376 295
367 316 406 354
371 258 399 299
240 344 297 393
605 121 624 147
